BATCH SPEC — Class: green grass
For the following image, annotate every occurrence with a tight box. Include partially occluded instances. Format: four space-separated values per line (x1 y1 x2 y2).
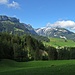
44 37 75 47
14 27 24 32
1 59 75 75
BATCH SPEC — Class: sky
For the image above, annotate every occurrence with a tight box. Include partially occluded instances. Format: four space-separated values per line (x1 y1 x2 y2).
0 0 75 32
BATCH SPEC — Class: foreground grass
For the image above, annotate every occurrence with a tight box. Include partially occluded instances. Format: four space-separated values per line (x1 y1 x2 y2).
44 37 75 47
0 59 75 75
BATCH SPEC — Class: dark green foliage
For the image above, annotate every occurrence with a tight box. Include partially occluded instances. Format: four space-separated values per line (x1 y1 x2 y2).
32 34 50 42
0 33 27 61
48 46 58 60
0 32 46 61
70 47 75 59
1 32 75 61
25 35 45 60
58 47 70 60
0 33 14 59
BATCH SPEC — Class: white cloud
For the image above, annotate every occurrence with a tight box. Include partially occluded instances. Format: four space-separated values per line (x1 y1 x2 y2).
0 0 20 9
46 20 75 30
0 0 8 4
7 1 20 9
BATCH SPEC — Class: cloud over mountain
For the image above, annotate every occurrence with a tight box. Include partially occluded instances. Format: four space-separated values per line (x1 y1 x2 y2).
0 0 20 9
47 20 75 30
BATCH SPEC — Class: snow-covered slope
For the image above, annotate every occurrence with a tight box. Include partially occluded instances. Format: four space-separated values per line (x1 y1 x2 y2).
35 27 75 40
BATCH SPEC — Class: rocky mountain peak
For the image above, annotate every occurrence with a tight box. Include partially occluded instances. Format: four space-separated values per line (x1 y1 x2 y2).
35 27 75 40
0 15 19 23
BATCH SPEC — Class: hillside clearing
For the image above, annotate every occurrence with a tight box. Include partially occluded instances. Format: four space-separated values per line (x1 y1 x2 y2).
44 37 75 47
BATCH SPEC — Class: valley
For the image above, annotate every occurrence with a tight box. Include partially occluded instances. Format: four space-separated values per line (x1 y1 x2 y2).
1 0 75 74
0 15 75 75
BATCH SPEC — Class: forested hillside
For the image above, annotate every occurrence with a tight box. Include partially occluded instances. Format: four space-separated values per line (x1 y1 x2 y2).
0 33 75 61
0 32 46 61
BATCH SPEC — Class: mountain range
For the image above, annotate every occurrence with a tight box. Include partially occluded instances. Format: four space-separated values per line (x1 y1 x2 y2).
0 15 49 42
35 27 75 40
0 15 75 41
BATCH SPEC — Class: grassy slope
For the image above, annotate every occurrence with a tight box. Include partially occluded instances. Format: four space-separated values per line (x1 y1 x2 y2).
44 37 75 47
0 59 75 75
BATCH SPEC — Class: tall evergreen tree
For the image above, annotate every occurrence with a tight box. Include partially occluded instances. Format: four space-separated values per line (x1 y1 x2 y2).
48 46 58 60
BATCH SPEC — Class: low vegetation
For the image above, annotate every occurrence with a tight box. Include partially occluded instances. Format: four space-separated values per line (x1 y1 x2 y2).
44 37 75 47
0 59 75 75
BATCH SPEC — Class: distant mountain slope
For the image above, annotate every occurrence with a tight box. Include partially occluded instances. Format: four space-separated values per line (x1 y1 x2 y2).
35 27 75 40
0 15 37 35
0 15 32 35
0 15 49 42
0 20 31 35
23 24 37 35
0 15 19 22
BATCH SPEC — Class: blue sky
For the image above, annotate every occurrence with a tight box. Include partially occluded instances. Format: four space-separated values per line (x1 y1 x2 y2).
0 0 75 32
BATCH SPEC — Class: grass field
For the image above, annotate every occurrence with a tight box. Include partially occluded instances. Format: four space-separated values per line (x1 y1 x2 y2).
44 37 75 47
0 59 75 75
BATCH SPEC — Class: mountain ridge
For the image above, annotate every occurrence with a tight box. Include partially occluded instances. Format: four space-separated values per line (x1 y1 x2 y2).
0 15 75 40
35 27 75 40
0 15 19 23
0 15 37 35
0 15 49 42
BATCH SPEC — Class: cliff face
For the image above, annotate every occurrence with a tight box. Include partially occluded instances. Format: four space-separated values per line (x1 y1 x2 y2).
0 15 9 21
0 15 19 23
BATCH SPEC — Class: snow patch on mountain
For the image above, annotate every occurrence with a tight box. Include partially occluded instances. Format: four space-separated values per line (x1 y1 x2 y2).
35 26 75 40
60 36 67 39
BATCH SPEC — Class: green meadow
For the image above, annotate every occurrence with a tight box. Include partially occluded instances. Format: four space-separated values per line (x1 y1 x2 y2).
44 37 75 47
0 59 75 75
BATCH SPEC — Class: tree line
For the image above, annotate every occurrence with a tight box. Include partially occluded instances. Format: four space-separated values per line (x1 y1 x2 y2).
0 32 45 61
0 32 75 61
47 46 75 60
